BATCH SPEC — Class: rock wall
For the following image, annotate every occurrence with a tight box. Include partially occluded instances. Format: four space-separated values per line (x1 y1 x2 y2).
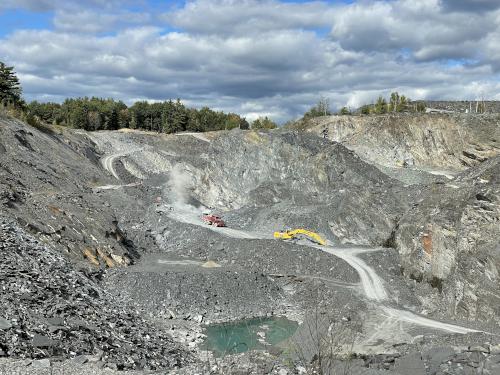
0 116 141 265
394 157 500 322
305 114 500 171
190 129 408 245
302 114 500 322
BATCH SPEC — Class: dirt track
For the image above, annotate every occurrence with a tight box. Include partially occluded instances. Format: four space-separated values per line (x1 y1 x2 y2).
167 204 481 343
2 117 499 374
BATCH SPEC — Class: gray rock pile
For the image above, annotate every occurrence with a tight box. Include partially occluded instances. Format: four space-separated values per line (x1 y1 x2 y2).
360 344 500 374
0 216 192 371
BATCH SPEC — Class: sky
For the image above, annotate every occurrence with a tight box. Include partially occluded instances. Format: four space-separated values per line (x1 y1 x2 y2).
1 0 500 122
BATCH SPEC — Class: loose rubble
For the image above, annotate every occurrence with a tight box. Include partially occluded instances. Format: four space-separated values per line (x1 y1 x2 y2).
0 216 192 371
1 113 499 374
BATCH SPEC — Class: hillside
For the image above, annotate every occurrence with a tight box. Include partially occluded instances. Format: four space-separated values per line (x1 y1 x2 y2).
1 113 500 374
298 114 499 170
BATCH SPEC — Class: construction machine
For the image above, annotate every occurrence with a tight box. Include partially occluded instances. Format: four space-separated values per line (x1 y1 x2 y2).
202 214 225 227
274 229 326 246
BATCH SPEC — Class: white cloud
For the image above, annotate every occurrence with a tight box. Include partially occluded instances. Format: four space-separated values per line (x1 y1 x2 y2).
440 0 500 13
53 9 151 33
330 0 499 62
165 0 338 35
0 0 133 12
0 0 499 122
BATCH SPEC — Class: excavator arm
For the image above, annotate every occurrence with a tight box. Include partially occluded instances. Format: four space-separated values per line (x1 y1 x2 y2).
273 229 326 246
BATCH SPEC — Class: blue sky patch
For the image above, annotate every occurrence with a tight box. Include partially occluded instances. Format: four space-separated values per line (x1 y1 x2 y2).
0 0 498 120
0 9 53 37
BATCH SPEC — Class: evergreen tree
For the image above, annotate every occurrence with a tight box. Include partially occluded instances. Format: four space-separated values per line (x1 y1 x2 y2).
130 101 148 129
118 108 130 128
197 107 219 132
171 99 188 132
186 108 201 131
108 107 120 130
71 103 89 130
0 61 22 105
161 100 175 133
397 95 408 112
360 105 371 115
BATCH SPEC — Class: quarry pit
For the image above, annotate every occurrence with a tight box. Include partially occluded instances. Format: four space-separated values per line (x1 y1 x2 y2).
1 113 500 374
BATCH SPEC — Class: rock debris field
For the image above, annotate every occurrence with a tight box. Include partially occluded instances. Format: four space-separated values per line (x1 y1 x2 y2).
0 113 500 374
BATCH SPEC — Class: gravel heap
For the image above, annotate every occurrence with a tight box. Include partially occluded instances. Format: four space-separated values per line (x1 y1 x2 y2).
0 216 193 371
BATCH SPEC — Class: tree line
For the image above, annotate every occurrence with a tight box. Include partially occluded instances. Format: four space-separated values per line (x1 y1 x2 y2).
359 92 426 114
299 92 427 121
27 98 281 132
1 61 278 132
26 97 255 133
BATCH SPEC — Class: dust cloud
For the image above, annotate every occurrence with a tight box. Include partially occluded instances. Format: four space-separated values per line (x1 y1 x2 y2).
166 164 205 213
168 164 192 205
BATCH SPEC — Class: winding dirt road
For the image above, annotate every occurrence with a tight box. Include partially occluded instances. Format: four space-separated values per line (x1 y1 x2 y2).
101 153 125 180
176 132 211 143
321 247 388 302
166 206 481 339
91 137 482 349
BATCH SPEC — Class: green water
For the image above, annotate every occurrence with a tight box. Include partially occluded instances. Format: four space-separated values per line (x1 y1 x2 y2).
201 317 298 356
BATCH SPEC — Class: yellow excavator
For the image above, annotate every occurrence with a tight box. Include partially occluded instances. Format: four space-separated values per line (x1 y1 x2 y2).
273 229 327 246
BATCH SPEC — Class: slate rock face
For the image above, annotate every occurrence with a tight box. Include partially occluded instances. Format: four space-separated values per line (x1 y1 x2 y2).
394 156 500 323
0 116 139 264
304 113 500 170
297 114 500 323
394 352 426 375
189 130 409 246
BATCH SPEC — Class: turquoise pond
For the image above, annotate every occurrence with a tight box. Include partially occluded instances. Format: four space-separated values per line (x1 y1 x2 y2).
201 317 299 356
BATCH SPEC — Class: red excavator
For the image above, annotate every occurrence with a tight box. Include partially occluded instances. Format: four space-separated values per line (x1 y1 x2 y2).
202 214 225 227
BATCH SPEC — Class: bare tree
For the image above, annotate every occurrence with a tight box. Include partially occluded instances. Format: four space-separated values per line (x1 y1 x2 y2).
317 97 331 116
289 284 360 375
